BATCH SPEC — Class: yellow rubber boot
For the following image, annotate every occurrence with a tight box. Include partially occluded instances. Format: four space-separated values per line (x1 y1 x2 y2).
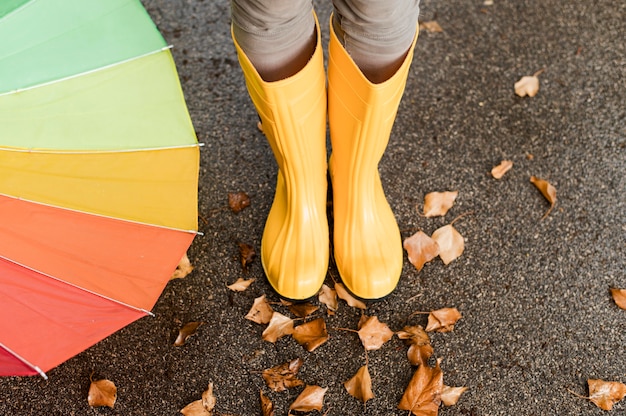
328 18 418 300
232 16 328 300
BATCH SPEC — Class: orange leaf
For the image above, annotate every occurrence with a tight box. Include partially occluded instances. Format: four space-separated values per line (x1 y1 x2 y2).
530 176 557 219
420 21 443 33
423 191 458 217
262 312 294 343
335 283 367 310
441 385 468 406
227 277 255 292
170 252 194 280
431 224 464 265
180 400 210 416
228 191 250 213
245 295 274 324
514 74 540 97
87 377 117 408
260 390 275 416
358 316 394 351
610 288 626 310
293 318 329 352
318 284 338 314
281 300 320 318
201 382 216 412
289 385 327 413
262 358 304 392
425 308 462 333
491 160 513 179
238 242 256 269
398 359 443 415
397 325 434 366
174 321 204 346
344 365 374 403
588 379 626 410
404 231 440 272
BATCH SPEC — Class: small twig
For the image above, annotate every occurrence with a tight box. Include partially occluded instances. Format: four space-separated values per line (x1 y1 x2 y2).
330 327 359 333
450 210 474 226
566 388 590 401
533 68 546 77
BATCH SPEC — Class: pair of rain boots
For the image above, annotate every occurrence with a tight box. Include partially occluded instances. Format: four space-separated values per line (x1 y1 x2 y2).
232 15 418 301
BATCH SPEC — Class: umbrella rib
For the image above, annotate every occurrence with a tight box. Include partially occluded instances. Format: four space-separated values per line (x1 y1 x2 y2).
0 341 48 380
0 0 36 23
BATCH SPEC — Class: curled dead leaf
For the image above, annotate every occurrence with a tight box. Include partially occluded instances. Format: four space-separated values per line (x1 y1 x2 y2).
431 224 464 265
293 318 329 352
87 377 117 408
514 74 540 97
246 295 274 324
174 321 204 346
228 191 251 213
491 160 513 179
441 385 468 406
588 379 626 410
238 242 256 269
335 283 367 310
227 277 255 292
423 191 458 217
201 382 216 412
260 390 274 416
530 176 557 219
426 308 463 333
610 288 626 310
289 385 327 413
403 231 441 272
344 365 374 403
397 325 434 366
180 400 210 416
262 358 304 392
358 316 394 351
281 300 320 318
171 252 194 280
262 312 294 343
398 359 443 415
318 284 338 314
420 21 443 33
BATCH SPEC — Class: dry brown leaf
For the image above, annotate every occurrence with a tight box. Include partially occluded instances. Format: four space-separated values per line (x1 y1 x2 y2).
358 315 394 351
171 252 194 280
426 308 463 333
262 312 294 343
293 318 329 352
228 191 251 213
420 21 443 33
260 390 274 416
289 385 327 413
431 224 464 265
201 383 216 412
282 300 320 318
174 321 204 346
588 379 626 410
180 400 210 416
398 359 443 415
318 284 338 314
441 385 468 406
514 75 540 97
397 325 434 366
87 377 117 408
262 358 304 392
491 160 513 179
423 191 458 217
610 288 626 310
238 242 256 269
227 277 255 292
246 295 274 324
344 365 375 403
530 176 557 219
335 283 367 310
404 231 441 272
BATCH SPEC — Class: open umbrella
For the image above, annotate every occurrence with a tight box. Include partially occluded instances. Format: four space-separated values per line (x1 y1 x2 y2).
0 0 199 378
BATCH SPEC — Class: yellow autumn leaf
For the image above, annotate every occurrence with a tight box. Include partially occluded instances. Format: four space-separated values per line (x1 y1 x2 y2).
262 312 294 343
226 277 255 292
403 231 440 271
610 288 626 310
530 176 557 219
491 160 513 179
441 385 468 406
293 318 329 352
358 315 394 351
425 308 463 333
423 191 458 217
431 224 464 265
318 284 338 314
87 377 117 408
344 365 374 403
398 359 443 415
174 321 204 346
588 379 626 411
335 283 367 310
171 252 193 280
397 325 434 366
262 358 304 392
245 295 274 324
289 385 327 413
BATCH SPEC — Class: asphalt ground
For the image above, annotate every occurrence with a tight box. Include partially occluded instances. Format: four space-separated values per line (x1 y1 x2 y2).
1 0 624 415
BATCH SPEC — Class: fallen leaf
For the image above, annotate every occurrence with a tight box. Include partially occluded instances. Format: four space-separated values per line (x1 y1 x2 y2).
180 400 210 416
318 284 338 314
289 385 327 413
420 21 443 33
227 277 255 292
228 191 251 213
246 295 274 324
423 191 458 217
262 358 304 392
88 377 117 408
260 390 274 416
404 231 441 272
293 318 329 352
238 242 256 269
344 365 375 403
398 359 443 415
431 224 464 265
441 385 468 406
397 325 434 366
358 316 394 351
426 308 462 333
171 252 194 280
335 283 367 310
483 0 493 5
610 288 626 310
530 176 557 219
514 74 540 97
588 379 626 410
201 383 216 412
262 312 294 343
491 160 513 179
174 321 204 346
281 300 320 318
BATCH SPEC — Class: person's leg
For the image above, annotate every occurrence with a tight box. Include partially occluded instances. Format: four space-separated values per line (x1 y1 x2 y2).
328 0 420 299
231 1 329 300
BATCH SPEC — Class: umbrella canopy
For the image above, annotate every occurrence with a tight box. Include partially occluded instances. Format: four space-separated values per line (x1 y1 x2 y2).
0 0 199 378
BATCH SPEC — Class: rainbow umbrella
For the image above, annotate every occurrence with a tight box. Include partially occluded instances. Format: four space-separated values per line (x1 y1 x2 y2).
0 0 199 378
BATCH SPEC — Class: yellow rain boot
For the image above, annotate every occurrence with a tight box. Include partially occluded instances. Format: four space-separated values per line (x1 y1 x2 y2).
328 18 418 300
232 16 328 300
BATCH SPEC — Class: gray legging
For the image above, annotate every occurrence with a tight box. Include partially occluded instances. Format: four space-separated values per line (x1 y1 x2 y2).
231 0 420 80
